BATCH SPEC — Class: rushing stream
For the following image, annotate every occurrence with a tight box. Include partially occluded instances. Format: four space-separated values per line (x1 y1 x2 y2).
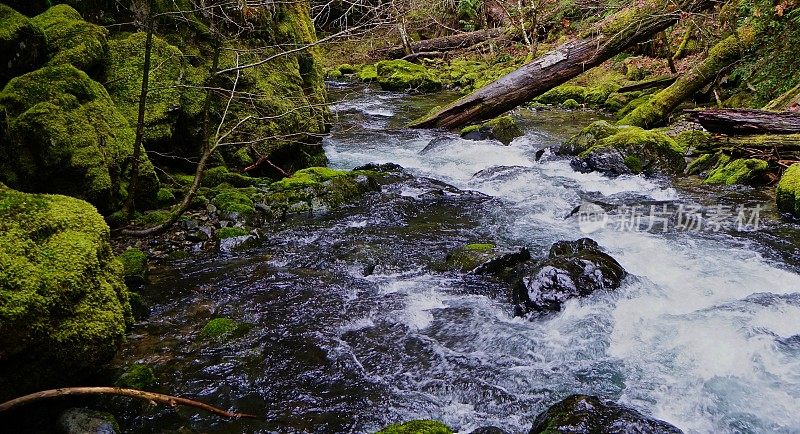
117 83 800 433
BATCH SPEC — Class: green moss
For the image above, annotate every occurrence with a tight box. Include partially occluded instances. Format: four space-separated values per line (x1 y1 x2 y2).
561 98 580 109
216 227 249 239
156 188 176 206
212 189 254 214
326 68 343 79
202 166 260 188
357 64 378 81
375 420 453 434
0 4 47 86
200 317 241 339
337 63 357 74
31 5 108 72
581 127 686 175
559 120 619 156
777 163 800 217
134 210 172 227
115 364 156 390
104 32 183 148
460 124 481 136
465 243 495 251
0 64 159 213
615 94 655 119
686 152 719 175
0 186 131 393
674 130 711 153
603 92 630 112
704 158 768 185
375 60 442 92
485 115 523 145
117 249 147 285
536 84 587 105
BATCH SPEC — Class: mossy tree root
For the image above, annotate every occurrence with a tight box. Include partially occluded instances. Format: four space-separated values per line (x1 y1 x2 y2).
0 387 259 420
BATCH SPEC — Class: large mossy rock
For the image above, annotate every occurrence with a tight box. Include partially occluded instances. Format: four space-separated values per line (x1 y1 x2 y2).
0 185 132 397
558 120 620 156
104 32 184 150
31 5 108 73
460 115 524 145
442 243 531 280
572 127 686 176
375 420 453 434
375 60 442 93
514 239 626 315
703 156 768 185
0 64 159 213
777 163 800 218
529 395 683 434
0 4 46 86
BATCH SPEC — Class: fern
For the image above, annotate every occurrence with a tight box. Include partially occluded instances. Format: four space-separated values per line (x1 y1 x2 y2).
457 0 482 21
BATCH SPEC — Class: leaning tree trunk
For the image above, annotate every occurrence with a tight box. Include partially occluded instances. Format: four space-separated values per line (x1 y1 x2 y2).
764 82 800 111
373 28 505 59
685 108 800 135
620 27 756 128
410 0 717 130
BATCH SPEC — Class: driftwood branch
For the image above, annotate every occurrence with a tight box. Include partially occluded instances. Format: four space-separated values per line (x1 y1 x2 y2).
0 387 260 420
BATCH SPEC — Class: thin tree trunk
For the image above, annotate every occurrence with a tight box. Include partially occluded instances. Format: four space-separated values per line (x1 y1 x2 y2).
0 387 258 419
620 27 757 128
124 8 154 217
411 0 717 129
373 28 505 59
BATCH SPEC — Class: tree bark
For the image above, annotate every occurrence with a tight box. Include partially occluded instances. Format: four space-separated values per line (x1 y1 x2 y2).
764 82 800 111
0 387 258 419
685 109 800 135
620 27 756 128
411 0 717 130
123 7 154 217
373 28 504 59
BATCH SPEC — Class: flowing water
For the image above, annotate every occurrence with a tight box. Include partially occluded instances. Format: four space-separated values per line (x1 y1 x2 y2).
116 83 800 433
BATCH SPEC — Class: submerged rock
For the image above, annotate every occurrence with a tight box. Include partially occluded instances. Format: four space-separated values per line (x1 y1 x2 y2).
460 115 524 145
0 185 132 397
571 127 686 176
58 408 119 434
529 394 683 434
375 420 453 434
777 163 800 218
515 238 626 314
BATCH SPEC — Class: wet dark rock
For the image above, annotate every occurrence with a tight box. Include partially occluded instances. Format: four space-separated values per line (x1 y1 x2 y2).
471 427 510 434
442 243 531 280
461 115 524 145
218 234 259 253
58 408 119 434
529 395 683 434
514 238 626 314
420 136 458 154
570 128 686 176
185 226 212 242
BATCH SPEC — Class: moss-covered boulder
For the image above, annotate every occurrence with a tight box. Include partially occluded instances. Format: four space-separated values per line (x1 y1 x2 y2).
261 167 379 217
703 157 768 185
375 420 453 434
536 84 587 105
514 239 626 315
442 243 531 280
529 395 683 434
460 115 524 145
777 163 800 218
375 60 442 93
115 363 156 390
104 32 183 149
357 64 378 81
199 317 249 341
117 248 148 286
558 121 619 156
31 5 108 73
0 185 132 397
0 64 159 213
0 4 46 86
573 127 686 176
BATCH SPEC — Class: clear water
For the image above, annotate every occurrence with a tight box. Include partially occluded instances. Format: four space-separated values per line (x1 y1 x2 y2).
116 83 800 433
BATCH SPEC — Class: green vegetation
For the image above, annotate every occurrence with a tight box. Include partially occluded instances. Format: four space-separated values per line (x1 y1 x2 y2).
375 420 453 434
0 4 46 85
777 163 800 217
117 248 148 285
559 121 620 156
375 60 442 92
580 127 686 175
212 189 255 215
200 317 242 339
0 185 131 393
31 5 108 72
115 364 156 390
704 157 768 185
216 227 250 239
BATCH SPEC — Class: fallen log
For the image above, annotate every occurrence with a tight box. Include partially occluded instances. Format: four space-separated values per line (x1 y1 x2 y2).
620 27 755 128
763 83 800 111
617 75 678 93
373 28 504 59
685 109 800 135
0 387 260 419
700 133 800 152
410 0 717 130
